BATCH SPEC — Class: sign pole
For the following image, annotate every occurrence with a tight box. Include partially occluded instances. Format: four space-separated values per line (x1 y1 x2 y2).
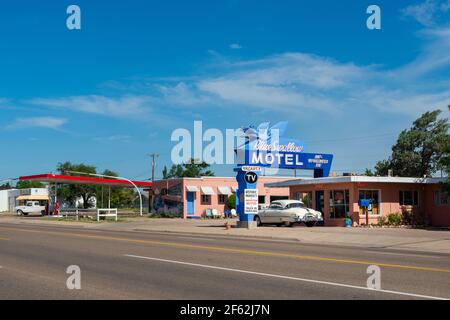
235 168 259 229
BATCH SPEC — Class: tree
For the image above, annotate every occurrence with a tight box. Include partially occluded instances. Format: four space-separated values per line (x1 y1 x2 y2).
363 168 374 176
163 164 183 179
0 182 12 190
374 160 390 176
226 193 236 209
96 169 136 208
57 162 98 209
15 180 44 189
441 106 450 192
374 109 449 177
162 159 215 178
182 159 215 178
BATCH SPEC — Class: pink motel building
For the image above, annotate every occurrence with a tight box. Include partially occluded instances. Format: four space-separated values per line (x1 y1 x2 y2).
266 176 450 227
149 176 291 219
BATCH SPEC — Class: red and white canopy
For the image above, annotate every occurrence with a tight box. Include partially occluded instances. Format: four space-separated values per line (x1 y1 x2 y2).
19 173 152 188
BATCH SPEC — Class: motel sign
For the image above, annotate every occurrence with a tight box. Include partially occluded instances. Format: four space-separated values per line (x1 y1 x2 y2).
234 122 333 228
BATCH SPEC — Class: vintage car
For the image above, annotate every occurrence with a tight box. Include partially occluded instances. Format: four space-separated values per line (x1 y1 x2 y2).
254 200 323 227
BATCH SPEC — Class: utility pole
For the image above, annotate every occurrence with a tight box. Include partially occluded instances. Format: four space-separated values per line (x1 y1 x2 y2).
147 153 159 215
148 153 159 182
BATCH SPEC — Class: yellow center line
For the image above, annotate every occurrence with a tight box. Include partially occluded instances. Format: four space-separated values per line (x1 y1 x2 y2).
0 225 449 273
0 237 10 241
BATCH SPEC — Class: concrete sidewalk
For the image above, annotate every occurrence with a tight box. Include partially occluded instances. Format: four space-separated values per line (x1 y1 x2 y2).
0 215 449 254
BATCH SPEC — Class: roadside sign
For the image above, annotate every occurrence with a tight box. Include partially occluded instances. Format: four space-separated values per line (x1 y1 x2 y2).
244 189 258 214
244 171 258 184
241 166 262 172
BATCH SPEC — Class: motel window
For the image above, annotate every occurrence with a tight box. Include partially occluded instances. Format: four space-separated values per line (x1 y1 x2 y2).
258 196 266 204
434 191 450 206
294 191 312 208
399 191 418 206
358 190 380 215
201 195 211 205
329 190 349 219
218 195 227 204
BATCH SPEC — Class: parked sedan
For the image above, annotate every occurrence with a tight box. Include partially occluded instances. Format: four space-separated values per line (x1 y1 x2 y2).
254 200 323 227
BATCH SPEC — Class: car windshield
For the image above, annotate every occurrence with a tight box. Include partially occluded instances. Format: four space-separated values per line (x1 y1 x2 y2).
287 202 306 209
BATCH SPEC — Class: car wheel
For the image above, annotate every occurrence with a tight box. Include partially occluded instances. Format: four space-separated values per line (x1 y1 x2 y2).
17 210 23 216
254 215 262 227
305 221 316 227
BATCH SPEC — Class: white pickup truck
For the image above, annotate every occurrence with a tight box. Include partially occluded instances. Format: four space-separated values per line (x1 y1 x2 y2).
15 201 46 216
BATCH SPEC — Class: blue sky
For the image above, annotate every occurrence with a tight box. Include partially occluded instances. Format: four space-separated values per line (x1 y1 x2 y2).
1 0 449 181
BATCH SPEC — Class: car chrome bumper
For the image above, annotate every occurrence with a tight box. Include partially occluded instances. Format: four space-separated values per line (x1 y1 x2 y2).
297 215 322 222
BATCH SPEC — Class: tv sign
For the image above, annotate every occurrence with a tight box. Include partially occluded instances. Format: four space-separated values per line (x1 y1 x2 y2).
244 171 258 184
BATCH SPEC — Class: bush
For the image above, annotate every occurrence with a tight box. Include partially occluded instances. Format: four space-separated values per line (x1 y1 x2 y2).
401 208 413 225
387 213 402 226
150 212 182 218
226 193 236 209
377 216 387 227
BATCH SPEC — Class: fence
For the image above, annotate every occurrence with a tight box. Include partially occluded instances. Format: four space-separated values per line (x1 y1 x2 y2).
97 208 118 222
58 208 118 222
58 208 97 220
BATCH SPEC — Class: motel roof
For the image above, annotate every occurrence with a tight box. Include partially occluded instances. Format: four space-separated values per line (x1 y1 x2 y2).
19 173 152 188
265 175 445 188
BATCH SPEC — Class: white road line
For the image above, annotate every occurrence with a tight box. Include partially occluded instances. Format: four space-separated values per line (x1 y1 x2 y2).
363 251 442 259
125 254 449 300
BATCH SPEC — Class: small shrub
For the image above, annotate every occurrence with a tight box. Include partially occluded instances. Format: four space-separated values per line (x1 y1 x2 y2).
387 213 402 226
377 216 387 227
401 208 413 225
150 212 182 218
226 193 236 209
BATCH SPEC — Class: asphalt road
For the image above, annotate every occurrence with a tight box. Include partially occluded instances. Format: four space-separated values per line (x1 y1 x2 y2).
0 222 449 300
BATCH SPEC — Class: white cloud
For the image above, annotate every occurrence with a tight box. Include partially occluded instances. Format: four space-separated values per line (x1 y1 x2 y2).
29 95 153 118
6 117 67 130
394 27 450 77
229 43 243 49
161 41 450 116
156 82 211 106
402 0 450 26
194 53 373 112
94 135 134 144
22 26 450 121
